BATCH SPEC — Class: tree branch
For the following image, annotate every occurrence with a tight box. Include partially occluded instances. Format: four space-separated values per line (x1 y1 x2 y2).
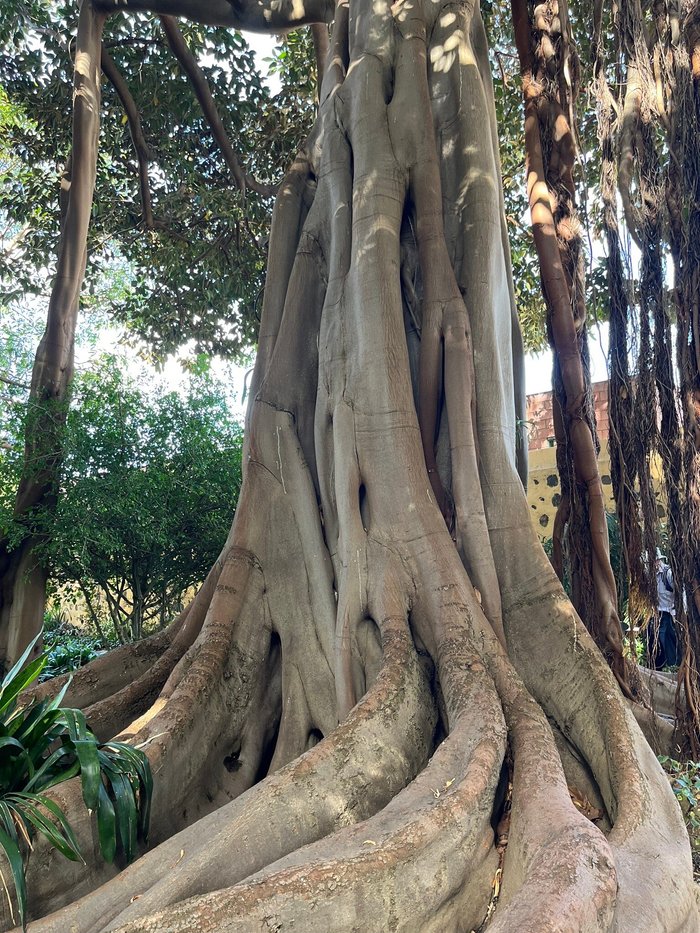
95 0 334 34
100 44 155 229
1 224 30 258
159 15 276 198
311 24 329 101
0 374 30 390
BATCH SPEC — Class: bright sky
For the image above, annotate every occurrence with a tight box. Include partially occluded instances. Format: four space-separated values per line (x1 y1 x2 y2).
524 322 610 394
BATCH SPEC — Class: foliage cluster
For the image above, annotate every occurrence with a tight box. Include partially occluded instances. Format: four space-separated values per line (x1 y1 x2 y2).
1 353 244 643
39 609 108 681
1 0 624 365
0 3 317 359
0 638 152 928
659 756 700 879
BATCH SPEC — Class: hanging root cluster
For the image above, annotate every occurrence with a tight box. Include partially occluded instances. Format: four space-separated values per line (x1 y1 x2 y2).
592 3 654 653
1 0 698 930
594 0 700 754
510 0 638 699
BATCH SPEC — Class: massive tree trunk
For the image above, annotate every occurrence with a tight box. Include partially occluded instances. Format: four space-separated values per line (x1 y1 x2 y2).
6 0 698 930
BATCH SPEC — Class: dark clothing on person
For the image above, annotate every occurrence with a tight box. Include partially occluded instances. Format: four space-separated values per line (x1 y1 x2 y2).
647 559 681 669
647 610 681 669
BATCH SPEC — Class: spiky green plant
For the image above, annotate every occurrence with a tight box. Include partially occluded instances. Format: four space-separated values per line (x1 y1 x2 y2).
0 637 152 928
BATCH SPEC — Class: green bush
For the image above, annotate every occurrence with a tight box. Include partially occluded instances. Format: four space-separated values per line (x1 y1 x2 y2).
0 638 152 928
2 362 244 644
40 637 100 681
659 756 700 879
39 611 109 682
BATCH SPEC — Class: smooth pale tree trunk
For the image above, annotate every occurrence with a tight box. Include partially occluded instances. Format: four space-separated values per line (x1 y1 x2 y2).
0 0 105 672
3 0 697 931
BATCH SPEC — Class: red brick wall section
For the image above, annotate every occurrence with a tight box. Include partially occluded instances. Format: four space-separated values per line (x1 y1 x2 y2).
526 380 609 452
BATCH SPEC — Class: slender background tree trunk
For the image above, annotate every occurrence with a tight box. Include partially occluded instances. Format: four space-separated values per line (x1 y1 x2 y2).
0 0 105 672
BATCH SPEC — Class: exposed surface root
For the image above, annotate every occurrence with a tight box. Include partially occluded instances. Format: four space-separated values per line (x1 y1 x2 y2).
27 616 436 932
95 618 504 932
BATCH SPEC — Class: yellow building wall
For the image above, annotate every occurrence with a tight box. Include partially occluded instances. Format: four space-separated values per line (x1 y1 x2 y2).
527 446 666 540
527 446 615 540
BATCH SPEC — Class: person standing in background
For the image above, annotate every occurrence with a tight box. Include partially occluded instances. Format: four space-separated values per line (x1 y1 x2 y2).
647 549 682 669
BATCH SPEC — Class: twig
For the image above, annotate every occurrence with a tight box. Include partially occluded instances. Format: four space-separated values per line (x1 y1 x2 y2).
0 374 30 390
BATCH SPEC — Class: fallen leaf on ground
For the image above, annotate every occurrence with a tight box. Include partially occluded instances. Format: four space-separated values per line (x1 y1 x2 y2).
569 785 604 821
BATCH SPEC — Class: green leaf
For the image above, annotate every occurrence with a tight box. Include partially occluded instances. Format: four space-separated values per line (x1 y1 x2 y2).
108 771 137 863
0 824 26 929
0 802 17 840
23 745 78 794
0 633 43 697
11 707 63 767
57 710 100 810
96 782 116 864
8 699 54 742
44 676 72 712
21 794 82 863
29 758 80 794
4 794 81 863
73 739 101 812
105 744 152 841
0 737 33 788
0 655 46 719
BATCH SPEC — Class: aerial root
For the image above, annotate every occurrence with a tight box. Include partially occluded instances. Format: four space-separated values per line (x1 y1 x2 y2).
413 547 618 932
484 667 617 931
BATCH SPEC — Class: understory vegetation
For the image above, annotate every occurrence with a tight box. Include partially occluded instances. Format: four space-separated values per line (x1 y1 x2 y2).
0 638 152 928
39 611 108 680
660 757 700 880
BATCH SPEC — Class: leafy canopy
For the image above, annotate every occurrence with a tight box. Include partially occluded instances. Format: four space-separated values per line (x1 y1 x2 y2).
1 2 317 358
1 0 621 360
1 355 244 642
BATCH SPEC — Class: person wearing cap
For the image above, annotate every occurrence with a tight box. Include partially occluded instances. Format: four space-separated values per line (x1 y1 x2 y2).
647 548 681 669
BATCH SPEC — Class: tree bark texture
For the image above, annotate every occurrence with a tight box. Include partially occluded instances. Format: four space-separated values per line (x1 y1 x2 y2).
4 0 698 930
510 0 635 698
0 0 105 672
592 8 654 643
655 0 700 752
